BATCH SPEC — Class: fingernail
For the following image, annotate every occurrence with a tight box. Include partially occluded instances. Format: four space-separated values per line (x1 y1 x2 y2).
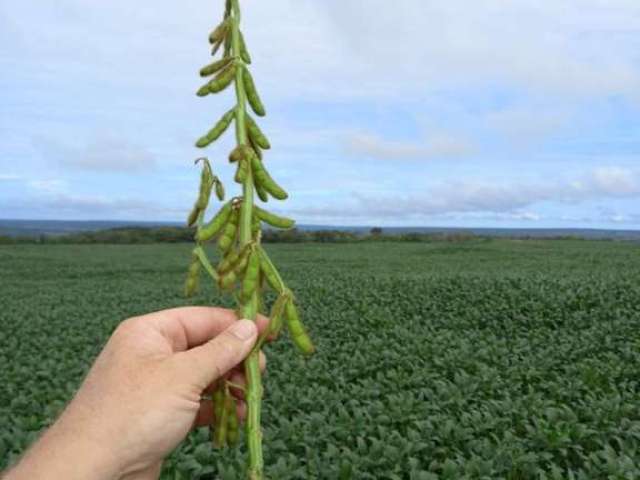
230 319 256 340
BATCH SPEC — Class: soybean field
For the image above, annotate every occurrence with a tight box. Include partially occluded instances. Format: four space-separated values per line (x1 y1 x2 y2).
1 239 640 479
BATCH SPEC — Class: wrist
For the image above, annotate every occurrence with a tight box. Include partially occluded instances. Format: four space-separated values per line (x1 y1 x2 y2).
5 411 124 480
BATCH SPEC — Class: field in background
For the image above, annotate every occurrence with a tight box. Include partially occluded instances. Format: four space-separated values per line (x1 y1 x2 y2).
1 240 640 479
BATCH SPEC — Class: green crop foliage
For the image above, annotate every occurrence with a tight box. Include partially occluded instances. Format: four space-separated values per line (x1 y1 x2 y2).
186 1 313 477
2 240 640 479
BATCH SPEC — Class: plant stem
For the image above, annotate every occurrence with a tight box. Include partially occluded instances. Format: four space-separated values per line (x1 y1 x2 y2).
230 0 264 478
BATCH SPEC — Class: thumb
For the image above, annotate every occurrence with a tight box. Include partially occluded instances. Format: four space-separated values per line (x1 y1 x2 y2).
174 319 258 388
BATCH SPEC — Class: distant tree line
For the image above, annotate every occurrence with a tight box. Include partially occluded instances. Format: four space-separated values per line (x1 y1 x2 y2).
0 226 522 245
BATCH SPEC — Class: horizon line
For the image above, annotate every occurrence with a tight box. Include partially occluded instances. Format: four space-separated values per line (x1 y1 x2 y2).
1 218 639 233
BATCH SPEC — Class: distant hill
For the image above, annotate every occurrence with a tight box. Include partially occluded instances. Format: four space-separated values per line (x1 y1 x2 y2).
1 219 639 242
0 219 179 237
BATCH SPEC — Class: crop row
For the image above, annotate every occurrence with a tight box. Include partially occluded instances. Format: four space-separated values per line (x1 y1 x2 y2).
1 241 639 478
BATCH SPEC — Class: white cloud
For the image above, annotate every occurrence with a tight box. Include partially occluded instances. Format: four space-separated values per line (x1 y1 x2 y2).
510 211 542 222
598 211 640 225
70 137 156 172
290 166 640 221
589 166 640 195
5 174 184 219
32 135 156 173
345 133 474 160
27 179 67 194
486 106 571 143
0 174 22 181
7 191 184 220
610 213 628 223
315 0 640 100
4 0 640 102
46 193 174 215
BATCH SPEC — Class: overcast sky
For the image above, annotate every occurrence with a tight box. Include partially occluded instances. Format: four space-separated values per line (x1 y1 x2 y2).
1 0 639 228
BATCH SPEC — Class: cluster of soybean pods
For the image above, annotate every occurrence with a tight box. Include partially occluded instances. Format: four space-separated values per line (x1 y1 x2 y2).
182 1 314 478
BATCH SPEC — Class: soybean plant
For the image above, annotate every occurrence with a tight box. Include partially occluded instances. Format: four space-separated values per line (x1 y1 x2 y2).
183 1 315 478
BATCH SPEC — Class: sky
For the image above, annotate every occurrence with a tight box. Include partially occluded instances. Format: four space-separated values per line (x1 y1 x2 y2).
1 0 639 229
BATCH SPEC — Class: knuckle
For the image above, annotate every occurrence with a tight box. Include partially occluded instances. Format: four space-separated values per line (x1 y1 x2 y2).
114 317 140 337
112 316 148 345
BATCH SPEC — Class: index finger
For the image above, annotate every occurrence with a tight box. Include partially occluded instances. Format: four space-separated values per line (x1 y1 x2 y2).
133 306 270 352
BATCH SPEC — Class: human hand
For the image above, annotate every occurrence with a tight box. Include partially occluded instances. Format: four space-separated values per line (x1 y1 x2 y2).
4 307 268 480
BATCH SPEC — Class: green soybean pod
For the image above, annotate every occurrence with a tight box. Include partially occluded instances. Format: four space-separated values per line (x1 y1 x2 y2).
195 107 236 148
226 396 239 446
240 249 260 302
255 206 295 229
195 136 211 149
228 146 242 164
257 281 266 313
188 159 213 225
200 57 233 77
246 115 270 149
217 209 239 253
193 246 218 283
208 18 229 45
251 212 262 237
196 165 214 210
234 159 248 184
268 292 290 339
196 84 211 97
211 387 225 447
184 252 201 298
233 246 252 275
208 63 236 94
211 37 224 57
188 167 210 225
196 200 233 242
218 249 240 275
285 300 315 356
243 68 265 117
238 31 252 64
213 387 225 423
187 206 200 228
213 391 229 449
218 270 237 291
215 180 225 201
219 244 248 275
255 181 269 202
249 137 263 160
229 144 252 163
223 32 232 58
257 248 282 292
251 154 288 200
